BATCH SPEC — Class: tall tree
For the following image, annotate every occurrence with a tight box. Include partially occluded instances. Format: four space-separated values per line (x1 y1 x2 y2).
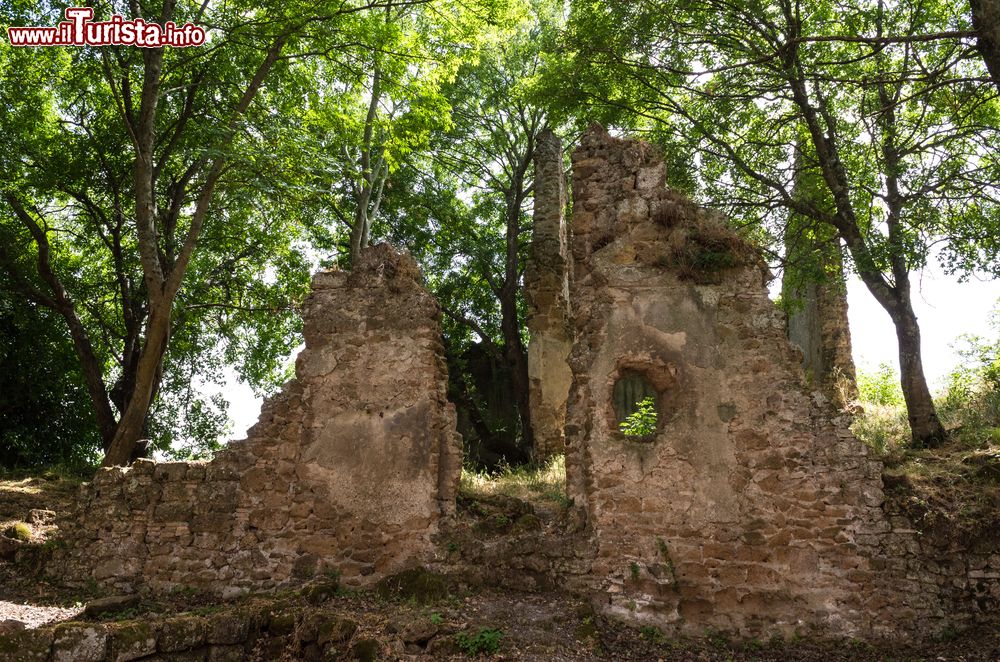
372 3 557 459
0 0 440 465
289 0 508 266
547 0 1000 447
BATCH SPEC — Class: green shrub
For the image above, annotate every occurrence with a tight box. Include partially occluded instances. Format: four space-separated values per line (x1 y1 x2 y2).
3 521 31 541
619 397 658 437
851 403 909 456
857 362 905 407
639 625 667 644
455 628 503 656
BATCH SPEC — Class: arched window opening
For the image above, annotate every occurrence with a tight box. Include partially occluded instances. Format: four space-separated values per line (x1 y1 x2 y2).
613 372 660 438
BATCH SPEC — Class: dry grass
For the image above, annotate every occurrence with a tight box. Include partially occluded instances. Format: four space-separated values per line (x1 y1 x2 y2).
459 455 568 507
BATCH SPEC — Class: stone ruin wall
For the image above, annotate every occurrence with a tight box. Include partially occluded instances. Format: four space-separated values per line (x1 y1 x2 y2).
524 129 574 460
54 245 462 594
560 126 999 638
37 131 1000 643
784 235 858 406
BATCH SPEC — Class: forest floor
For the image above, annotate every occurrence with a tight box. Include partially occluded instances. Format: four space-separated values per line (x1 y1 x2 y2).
0 459 999 660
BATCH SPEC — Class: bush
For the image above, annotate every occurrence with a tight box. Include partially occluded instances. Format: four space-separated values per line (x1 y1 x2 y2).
455 628 503 656
619 397 658 437
856 362 905 407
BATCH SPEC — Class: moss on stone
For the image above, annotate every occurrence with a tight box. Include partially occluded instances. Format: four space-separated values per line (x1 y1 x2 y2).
374 567 450 604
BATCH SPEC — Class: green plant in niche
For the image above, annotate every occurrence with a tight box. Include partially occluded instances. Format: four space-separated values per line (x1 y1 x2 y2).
619 397 658 437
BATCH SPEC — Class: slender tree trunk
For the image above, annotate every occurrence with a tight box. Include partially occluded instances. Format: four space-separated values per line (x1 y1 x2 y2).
781 31 947 447
102 302 171 465
2 193 119 446
349 63 383 266
889 298 946 447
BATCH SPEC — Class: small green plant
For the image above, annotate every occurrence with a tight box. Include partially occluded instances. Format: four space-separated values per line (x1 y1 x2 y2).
629 562 641 581
429 612 444 625
3 521 31 541
447 541 460 554
455 627 503 656
705 628 730 649
937 625 958 642
619 397 658 437
639 625 667 644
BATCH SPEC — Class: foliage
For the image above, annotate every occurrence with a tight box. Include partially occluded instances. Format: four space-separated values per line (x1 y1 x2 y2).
545 0 999 446
853 323 1000 456
857 363 906 408
619 397 658 437
852 363 913 455
3 521 32 542
455 627 504 656
0 289 102 469
459 454 567 506
0 0 517 462
851 402 910 457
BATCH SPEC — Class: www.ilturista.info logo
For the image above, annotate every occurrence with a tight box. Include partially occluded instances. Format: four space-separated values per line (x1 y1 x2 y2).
7 7 205 47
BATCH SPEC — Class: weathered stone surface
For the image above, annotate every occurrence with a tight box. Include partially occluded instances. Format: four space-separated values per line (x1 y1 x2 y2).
51 245 462 594
108 621 156 661
525 129 574 460
51 624 107 662
0 619 26 635
560 125 998 639
782 206 857 406
0 626 53 661
27 509 56 526
83 595 140 619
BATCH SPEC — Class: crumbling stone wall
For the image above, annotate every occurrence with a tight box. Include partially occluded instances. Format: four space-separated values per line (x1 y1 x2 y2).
782 215 858 406
525 130 573 460
55 245 462 594
562 126 998 638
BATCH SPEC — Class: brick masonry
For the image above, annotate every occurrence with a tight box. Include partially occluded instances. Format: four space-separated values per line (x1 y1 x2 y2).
41 131 999 642
53 245 462 594
525 129 574 460
561 125 999 638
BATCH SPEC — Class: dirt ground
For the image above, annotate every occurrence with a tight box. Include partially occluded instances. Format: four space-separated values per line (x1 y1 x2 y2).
2 471 999 660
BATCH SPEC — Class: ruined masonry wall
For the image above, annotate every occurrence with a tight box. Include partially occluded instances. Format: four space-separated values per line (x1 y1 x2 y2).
55 245 463 594
563 126 999 638
525 129 574 460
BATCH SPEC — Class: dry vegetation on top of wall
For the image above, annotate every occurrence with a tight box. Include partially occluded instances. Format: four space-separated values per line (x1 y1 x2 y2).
852 364 1000 547
660 215 761 285
880 441 1000 548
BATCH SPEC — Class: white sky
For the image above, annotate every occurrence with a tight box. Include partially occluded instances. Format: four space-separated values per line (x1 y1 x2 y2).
218 269 1000 441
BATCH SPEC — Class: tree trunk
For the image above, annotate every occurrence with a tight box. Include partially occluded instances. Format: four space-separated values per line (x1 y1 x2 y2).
889 299 947 447
971 0 1000 92
499 285 534 454
101 303 171 466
